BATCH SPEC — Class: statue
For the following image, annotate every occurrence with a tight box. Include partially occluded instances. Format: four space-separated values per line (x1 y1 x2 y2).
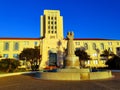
67 32 75 56
65 32 80 69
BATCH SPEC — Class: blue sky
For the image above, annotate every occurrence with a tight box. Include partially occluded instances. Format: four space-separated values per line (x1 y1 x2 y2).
0 0 120 39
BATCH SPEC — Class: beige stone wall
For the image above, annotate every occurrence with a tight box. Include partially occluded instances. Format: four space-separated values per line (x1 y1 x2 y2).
39 70 112 80
0 39 40 59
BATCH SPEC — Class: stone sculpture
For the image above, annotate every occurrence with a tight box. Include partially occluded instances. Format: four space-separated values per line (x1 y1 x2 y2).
65 32 80 69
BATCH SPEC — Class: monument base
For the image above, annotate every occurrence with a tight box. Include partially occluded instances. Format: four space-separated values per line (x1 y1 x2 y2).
36 69 113 80
65 56 80 69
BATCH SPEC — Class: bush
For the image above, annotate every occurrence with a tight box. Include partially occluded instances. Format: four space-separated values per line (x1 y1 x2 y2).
106 55 120 69
0 59 20 73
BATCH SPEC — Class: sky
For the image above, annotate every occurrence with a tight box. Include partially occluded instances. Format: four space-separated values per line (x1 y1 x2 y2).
0 0 120 39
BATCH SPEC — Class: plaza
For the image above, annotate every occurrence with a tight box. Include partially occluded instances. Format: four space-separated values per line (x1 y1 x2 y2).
0 72 120 90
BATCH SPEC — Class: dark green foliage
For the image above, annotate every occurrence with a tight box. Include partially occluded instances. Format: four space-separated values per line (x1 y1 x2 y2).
75 49 91 60
106 55 120 69
75 49 91 67
100 49 114 60
19 48 40 71
19 48 40 60
0 59 20 72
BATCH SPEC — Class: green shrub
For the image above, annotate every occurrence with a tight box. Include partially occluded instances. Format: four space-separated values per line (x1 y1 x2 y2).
0 59 20 73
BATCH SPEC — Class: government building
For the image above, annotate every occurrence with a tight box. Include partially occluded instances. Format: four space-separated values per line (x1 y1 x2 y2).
0 10 120 69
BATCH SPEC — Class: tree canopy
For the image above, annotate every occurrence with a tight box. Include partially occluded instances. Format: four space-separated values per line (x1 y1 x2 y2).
75 49 91 60
19 47 40 70
100 49 114 60
19 48 40 60
106 55 120 69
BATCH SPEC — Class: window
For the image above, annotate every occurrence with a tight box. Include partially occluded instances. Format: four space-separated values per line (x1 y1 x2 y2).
92 53 98 57
55 17 57 20
48 30 50 33
51 21 53 24
87 60 90 64
48 16 50 19
48 26 50 29
55 31 57 33
108 42 112 45
24 41 29 45
3 54 8 58
102 60 106 64
14 42 19 51
55 21 57 24
55 26 57 29
84 43 88 50
51 26 53 29
13 54 19 59
75 42 80 45
4 42 9 51
34 42 38 46
51 17 53 20
100 43 104 50
92 43 96 50
48 21 50 24
94 60 98 64
51 31 53 34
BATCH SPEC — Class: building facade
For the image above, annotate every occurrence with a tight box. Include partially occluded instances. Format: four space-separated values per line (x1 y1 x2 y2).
0 10 120 69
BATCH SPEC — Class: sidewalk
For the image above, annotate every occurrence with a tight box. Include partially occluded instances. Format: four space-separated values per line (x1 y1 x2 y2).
0 71 37 77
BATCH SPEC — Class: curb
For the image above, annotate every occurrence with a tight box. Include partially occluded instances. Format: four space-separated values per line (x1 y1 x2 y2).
0 71 37 78
112 70 120 72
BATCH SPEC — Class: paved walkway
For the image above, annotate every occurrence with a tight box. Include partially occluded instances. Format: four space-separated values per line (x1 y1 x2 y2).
0 72 120 90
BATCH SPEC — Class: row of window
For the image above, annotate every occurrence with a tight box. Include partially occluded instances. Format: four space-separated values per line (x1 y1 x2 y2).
75 42 120 50
48 16 57 20
3 54 19 59
75 43 104 50
48 31 57 34
85 60 105 65
75 42 120 46
48 21 57 24
48 26 57 29
4 42 19 51
3 42 38 51
76 43 114 51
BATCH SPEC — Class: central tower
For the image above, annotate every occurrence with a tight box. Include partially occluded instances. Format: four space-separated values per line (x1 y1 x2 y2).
40 10 64 69
40 10 63 39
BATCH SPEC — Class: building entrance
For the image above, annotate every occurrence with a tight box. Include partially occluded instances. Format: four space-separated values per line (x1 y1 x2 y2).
49 53 57 66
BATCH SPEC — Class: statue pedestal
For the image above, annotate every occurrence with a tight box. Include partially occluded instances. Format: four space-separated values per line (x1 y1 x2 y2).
65 56 80 69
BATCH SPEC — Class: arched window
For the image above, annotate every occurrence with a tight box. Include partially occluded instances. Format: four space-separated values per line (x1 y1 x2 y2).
14 42 19 50
92 43 96 50
34 42 38 46
100 43 104 50
84 43 88 50
4 42 9 51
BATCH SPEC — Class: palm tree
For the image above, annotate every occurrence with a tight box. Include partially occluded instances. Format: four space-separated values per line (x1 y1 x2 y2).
100 49 114 61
